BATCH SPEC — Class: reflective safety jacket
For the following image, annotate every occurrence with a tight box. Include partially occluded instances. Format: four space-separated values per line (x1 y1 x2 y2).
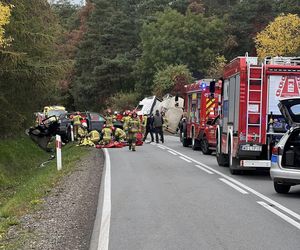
121 116 131 130
102 127 112 140
88 130 100 142
142 115 147 127
105 115 114 127
115 128 126 139
73 115 82 125
78 126 88 137
128 117 140 133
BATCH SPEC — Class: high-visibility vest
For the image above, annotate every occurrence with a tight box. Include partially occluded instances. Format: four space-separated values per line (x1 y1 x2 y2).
78 126 88 137
88 130 100 141
142 116 147 127
102 127 112 140
73 115 82 125
115 128 126 139
128 117 140 133
122 116 131 130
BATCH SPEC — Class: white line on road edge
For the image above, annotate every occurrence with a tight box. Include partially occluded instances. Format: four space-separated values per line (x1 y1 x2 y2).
219 178 248 194
168 150 178 156
195 165 214 174
179 156 192 163
257 201 300 230
157 145 166 150
158 144 300 222
98 148 111 250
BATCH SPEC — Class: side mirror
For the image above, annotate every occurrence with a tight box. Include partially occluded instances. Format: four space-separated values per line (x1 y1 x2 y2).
209 81 216 94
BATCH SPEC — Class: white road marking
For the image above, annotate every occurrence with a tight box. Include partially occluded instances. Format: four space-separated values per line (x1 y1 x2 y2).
257 201 300 230
158 144 300 222
97 148 111 250
157 145 166 150
179 156 192 163
219 178 248 194
168 150 178 156
195 165 214 174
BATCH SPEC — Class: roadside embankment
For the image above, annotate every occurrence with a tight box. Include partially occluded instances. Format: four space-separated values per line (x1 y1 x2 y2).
0 136 98 249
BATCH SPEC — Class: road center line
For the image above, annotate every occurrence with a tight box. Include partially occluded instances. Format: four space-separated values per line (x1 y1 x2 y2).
179 156 192 163
168 150 177 155
195 165 214 174
257 201 300 230
96 148 111 250
219 178 248 194
159 144 300 221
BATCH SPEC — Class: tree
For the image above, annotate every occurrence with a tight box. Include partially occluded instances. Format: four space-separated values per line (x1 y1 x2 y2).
0 2 12 48
153 64 194 97
72 0 139 110
225 0 276 58
106 91 139 111
0 0 66 136
206 55 227 78
135 9 225 95
274 0 300 16
255 14 300 58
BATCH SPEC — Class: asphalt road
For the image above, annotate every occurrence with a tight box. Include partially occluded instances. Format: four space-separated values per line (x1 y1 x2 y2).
91 135 300 250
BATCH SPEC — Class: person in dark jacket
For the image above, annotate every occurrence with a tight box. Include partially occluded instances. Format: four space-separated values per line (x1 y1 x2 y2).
153 110 164 143
143 114 154 142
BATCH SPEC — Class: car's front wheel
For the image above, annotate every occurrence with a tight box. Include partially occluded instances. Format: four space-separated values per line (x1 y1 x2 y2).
274 182 291 194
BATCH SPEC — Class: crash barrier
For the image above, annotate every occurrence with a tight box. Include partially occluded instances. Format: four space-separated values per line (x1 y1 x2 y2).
56 135 62 171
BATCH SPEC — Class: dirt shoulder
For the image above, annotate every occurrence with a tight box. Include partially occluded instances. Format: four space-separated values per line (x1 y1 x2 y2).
15 148 104 250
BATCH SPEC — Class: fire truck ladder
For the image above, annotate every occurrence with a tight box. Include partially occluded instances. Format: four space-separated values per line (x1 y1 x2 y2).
246 63 264 143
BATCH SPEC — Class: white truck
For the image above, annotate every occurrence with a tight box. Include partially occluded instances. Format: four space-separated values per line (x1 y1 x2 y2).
136 95 184 134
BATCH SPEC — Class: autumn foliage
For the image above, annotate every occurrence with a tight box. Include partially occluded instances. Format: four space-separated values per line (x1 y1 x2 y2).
0 3 12 47
255 13 300 58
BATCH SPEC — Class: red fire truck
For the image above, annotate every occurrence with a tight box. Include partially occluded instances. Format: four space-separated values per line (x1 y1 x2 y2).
182 79 222 154
217 55 300 174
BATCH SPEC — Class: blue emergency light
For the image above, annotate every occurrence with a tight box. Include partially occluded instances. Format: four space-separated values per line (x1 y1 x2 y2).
201 82 207 89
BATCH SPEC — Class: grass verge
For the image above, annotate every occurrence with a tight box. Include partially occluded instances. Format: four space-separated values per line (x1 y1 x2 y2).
0 136 88 247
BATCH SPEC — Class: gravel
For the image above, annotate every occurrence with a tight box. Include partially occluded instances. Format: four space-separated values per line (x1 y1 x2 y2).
16 148 104 250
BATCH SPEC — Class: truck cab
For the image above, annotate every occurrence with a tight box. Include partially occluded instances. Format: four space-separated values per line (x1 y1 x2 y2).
182 79 221 153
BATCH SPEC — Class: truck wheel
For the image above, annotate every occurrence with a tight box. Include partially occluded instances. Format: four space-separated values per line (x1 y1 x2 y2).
216 133 228 166
216 151 228 166
229 141 240 175
274 182 291 194
200 138 212 155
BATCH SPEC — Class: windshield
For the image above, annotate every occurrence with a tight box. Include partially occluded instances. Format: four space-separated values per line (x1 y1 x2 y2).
136 105 143 111
47 110 67 118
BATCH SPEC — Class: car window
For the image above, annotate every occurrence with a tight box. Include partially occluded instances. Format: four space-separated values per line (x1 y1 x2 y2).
290 104 300 115
136 105 143 111
90 113 105 122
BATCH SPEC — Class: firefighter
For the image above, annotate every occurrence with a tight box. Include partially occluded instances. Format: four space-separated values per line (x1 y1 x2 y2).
77 123 88 145
88 130 100 144
113 127 126 142
121 110 131 139
143 113 154 142
101 124 112 145
141 112 148 134
72 111 82 139
105 109 114 127
128 111 140 151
